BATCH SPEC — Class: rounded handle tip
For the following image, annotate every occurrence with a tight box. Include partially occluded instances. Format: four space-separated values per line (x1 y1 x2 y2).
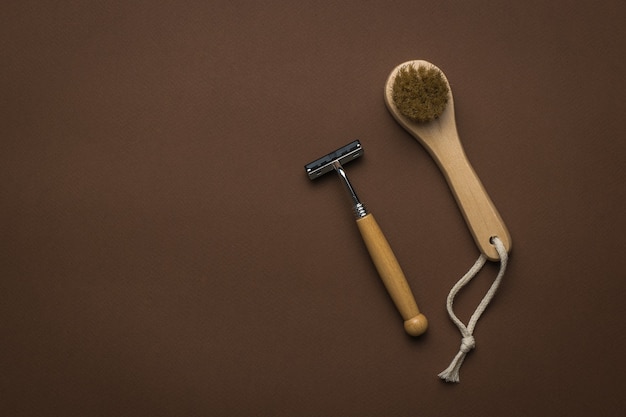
404 314 428 336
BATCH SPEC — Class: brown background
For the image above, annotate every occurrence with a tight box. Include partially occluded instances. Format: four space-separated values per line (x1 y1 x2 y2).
2 1 625 416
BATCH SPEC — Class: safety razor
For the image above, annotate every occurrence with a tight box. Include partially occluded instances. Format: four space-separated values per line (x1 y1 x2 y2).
304 140 427 336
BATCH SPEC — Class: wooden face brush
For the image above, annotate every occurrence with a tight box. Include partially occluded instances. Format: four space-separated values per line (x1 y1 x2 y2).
384 60 511 261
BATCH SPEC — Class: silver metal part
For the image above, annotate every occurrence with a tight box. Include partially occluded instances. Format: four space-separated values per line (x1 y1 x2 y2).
304 140 368 219
304 140 364 180
333 161 368 219
353 202 368 218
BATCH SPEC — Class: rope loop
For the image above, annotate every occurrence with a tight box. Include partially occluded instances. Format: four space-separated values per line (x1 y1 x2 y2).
438 236 508 383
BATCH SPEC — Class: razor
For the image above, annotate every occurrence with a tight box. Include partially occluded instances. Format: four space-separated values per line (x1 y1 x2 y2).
304 140 427 336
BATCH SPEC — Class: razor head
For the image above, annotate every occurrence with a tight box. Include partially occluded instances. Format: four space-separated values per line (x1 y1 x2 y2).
305 140 364 180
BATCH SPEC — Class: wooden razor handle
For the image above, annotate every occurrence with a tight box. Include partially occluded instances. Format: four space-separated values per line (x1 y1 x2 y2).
356 213 427 336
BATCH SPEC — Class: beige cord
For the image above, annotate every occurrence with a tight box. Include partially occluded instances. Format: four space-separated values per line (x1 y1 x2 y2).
438 237 508 383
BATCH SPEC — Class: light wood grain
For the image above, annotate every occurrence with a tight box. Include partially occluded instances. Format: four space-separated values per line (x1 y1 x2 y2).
356 213 428 336
384 60 511 261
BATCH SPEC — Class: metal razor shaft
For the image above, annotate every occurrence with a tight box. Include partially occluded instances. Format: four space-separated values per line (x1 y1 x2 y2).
332 161 368 218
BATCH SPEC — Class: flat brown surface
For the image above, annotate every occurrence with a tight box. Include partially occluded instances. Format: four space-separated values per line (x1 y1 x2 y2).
2 1 625 416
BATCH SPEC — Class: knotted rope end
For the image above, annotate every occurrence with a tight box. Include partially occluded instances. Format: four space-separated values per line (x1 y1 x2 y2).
438 336 475 383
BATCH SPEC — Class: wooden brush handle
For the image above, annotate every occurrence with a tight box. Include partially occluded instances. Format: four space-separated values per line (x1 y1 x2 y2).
427 134 511 261
356 213 427 336
384 60 511 261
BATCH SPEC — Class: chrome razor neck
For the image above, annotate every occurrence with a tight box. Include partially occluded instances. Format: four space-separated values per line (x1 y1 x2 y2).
333 161 368 219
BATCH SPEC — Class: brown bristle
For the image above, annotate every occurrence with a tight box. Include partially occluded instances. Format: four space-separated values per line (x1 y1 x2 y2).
391 64 449 123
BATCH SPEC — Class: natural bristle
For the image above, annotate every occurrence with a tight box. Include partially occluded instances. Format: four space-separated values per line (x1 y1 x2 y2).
391 64 449 123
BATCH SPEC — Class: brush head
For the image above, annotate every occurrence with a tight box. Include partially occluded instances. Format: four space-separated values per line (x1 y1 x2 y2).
390 63 449 123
